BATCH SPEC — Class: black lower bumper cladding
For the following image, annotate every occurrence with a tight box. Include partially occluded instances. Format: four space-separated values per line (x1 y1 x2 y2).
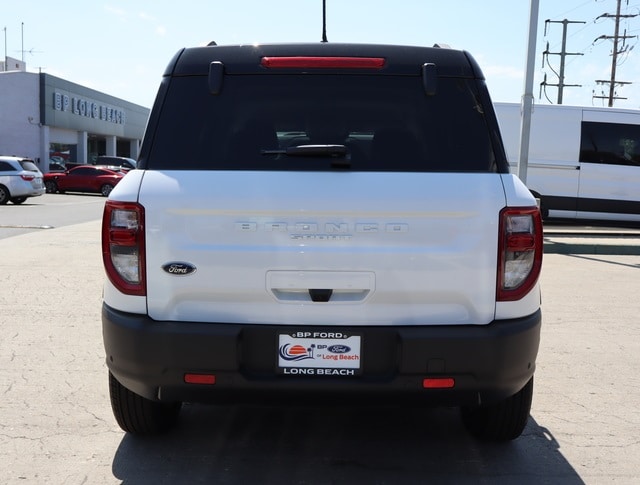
102 304 541 407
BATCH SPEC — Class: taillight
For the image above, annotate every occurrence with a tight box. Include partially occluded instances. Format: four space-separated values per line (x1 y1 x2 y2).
260 56 386 69
497 207 543 301
20 174 35 181
102 201 146 296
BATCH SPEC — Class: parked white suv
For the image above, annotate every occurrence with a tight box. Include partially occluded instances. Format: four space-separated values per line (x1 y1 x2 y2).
0 156 45 204
102 42 543 441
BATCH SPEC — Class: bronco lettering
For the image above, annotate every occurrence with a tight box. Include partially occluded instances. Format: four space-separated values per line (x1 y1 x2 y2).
236 221 409 234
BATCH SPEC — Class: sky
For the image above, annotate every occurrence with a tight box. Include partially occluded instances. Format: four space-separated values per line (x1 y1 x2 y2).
2 0 640 110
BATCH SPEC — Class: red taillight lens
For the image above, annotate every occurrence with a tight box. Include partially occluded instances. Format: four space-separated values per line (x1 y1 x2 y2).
261 56 386 69
20 174 35 181
423 378 455 389
497 207 543 301
102 201 146 296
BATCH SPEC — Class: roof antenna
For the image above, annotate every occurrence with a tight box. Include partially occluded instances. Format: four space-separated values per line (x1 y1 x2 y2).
321 0 328 43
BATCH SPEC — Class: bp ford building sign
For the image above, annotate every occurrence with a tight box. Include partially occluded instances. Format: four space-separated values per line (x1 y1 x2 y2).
53 92 127 125
41 74 147 137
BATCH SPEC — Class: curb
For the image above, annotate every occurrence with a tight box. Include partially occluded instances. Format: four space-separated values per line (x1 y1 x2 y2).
543 238 640 255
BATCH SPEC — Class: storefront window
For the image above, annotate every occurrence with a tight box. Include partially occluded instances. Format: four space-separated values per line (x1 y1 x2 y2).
117 139 131 158
49 143 77 167
88 135 105 163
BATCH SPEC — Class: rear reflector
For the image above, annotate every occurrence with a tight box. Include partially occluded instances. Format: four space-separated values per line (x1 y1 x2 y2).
423 378 455 389
261 56 385 69
184 374 216 385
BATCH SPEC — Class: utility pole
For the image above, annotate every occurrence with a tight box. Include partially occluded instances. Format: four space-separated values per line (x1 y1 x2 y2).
592 0 637 107
540 19 584 104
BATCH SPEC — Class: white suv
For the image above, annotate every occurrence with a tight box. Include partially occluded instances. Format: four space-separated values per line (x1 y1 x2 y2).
102 42 543 441
0 156 45 205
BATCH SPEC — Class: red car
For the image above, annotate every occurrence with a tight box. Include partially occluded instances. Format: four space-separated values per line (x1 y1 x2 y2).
44 165 125 197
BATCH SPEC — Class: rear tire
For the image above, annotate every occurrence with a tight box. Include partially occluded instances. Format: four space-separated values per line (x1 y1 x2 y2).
45 180 58 194
109 371 181 435
101 184 114 197
0 185 9 205
461 377 533 442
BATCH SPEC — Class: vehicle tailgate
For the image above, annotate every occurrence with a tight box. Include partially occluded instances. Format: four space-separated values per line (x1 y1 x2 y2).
139 171 506 326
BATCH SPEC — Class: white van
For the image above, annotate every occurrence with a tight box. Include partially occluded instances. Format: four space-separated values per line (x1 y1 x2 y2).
494 102 640 223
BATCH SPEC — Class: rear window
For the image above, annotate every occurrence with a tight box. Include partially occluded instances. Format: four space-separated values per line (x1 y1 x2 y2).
19 160 39 172
146 75 498 172
96 157 137 168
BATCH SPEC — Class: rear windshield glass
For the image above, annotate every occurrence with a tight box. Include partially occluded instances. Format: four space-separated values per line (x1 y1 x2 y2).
146 75 497 172
19 160 39 172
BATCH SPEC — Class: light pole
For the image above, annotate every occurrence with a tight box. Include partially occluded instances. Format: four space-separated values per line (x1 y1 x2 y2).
517 0 540 185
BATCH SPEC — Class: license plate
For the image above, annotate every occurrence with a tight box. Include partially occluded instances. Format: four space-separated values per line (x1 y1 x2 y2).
278 331 361 376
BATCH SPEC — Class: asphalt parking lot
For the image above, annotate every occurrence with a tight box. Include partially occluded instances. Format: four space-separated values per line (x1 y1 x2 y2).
1 197 639 483
0 193 106 239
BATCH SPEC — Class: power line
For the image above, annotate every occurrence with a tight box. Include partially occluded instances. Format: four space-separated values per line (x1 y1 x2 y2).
548 1 595 22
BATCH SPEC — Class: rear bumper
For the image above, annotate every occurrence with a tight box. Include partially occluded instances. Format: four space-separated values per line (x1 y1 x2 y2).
13 183 45 197
102 304 541 407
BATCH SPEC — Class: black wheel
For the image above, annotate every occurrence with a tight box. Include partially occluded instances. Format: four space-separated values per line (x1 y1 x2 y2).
11 197 27 204
530 191 548 220
536 196 549 220
45 180 58 194
109 371 182 434
0 185 9 205
540 203 549 220
461 377 533 442
101 184 114 197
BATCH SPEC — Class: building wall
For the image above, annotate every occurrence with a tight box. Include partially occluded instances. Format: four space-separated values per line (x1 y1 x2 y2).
0 72 41 161
0 56 27 72
0 70 149 172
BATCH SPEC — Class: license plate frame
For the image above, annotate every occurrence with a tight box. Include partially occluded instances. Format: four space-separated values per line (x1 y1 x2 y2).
277 331 362 376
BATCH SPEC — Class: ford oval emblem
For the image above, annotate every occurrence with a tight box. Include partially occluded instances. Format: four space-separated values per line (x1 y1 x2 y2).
328 345 351 354
162 262 197 276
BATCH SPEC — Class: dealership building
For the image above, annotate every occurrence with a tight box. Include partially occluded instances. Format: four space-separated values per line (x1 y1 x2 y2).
0 57 149 173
